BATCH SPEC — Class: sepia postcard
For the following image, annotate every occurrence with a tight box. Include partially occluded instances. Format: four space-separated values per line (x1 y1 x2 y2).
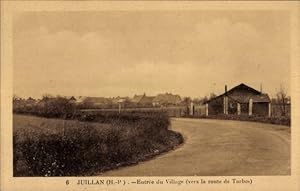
1 1 300 191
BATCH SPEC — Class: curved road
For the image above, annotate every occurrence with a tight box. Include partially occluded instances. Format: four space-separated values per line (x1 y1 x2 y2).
102 118 290 176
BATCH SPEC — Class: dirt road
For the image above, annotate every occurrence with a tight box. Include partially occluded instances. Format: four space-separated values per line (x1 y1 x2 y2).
102 118 290 176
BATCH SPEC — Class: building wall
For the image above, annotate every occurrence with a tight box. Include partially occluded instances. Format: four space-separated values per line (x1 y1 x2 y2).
207 96 269 116
253 102 269 116
240 103 249 114
228 97 238 114
208 96 224 115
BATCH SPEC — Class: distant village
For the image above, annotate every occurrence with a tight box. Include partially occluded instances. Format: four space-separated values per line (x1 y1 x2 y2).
13 92 185 109
13 83 291 117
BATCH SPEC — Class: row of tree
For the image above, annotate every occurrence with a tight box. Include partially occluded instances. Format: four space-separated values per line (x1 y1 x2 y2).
13 96 76 118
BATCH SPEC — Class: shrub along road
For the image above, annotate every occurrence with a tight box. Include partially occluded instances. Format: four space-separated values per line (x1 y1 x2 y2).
102 118 290 176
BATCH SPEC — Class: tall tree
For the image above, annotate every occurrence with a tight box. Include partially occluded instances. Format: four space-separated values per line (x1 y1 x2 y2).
275 85 290 116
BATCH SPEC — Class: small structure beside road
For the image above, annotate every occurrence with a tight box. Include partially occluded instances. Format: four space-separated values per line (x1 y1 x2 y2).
203 83 271 117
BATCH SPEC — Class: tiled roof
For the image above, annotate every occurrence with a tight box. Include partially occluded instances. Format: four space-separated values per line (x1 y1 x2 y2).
204 83 270 104
131 95 145 103
229 94 270 103
140 96 155 103
153 93 181 104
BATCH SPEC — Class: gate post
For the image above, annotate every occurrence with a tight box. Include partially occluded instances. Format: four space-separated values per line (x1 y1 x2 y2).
237 103 241 115
223 96 228 115
249 98 253 116
190 102 194 116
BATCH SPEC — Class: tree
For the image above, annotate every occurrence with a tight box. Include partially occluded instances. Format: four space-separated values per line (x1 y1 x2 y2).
198 96 208 105
13 94 20 101
192 98 201 105
182 97 191 105
209 93 217 99
182 97 191 116
275 85 290 116
197 93 217 104
42 94 53 99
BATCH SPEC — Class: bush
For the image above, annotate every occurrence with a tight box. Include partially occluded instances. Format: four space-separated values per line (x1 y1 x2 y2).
77 111 170 132
37 97 76 118
13 96 76 119
13 112 183 176
15 126 108 176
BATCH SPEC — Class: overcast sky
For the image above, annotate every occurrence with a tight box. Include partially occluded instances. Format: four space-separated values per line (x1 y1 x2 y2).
13 11 290 99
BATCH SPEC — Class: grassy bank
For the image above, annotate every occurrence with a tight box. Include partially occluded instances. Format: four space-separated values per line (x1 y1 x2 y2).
184 114 290 126
13 113 183 176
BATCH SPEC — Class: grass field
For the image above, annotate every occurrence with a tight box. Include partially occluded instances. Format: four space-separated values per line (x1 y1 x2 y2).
13 114 111 141
13 114 183 176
